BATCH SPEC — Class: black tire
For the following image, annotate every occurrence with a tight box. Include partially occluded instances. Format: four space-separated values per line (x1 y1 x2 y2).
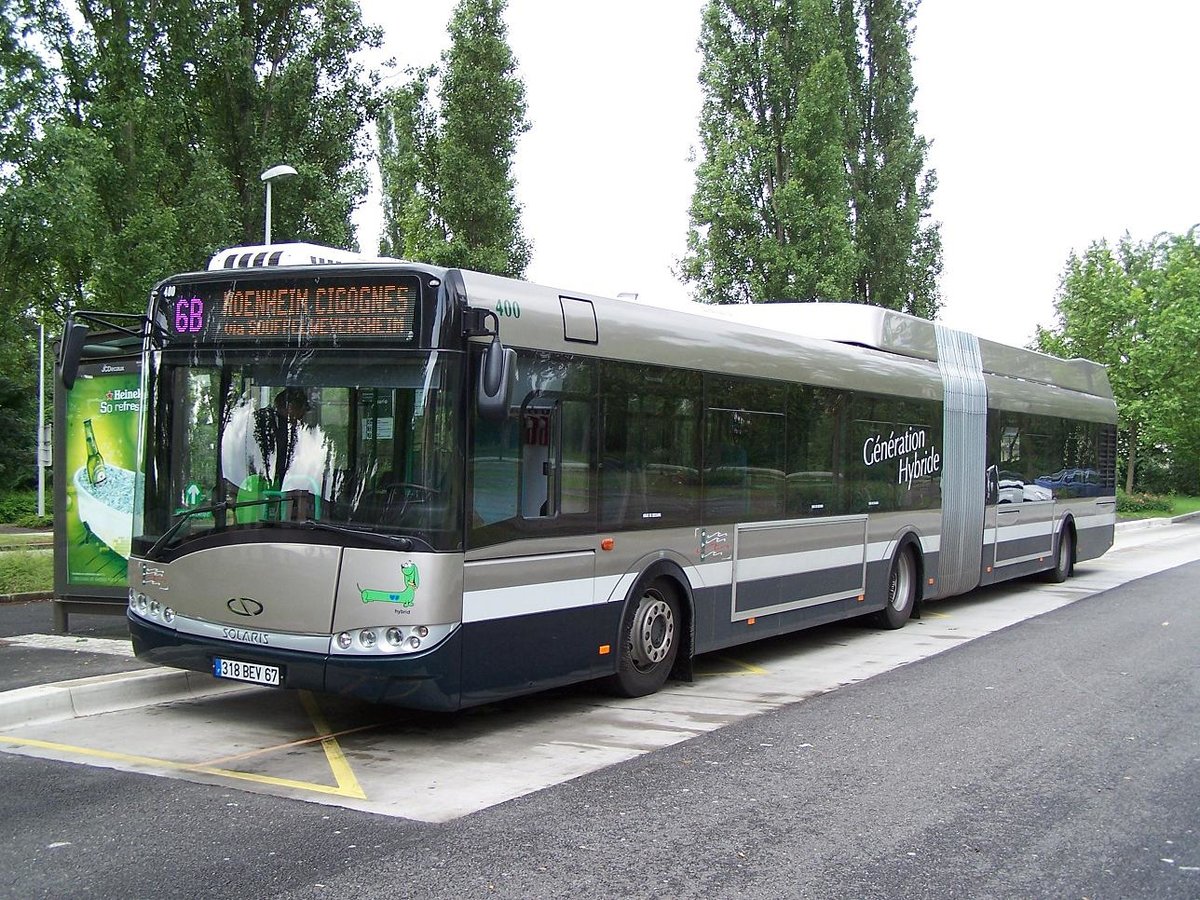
873 545 917 630
604 577 681 698
1044 526 1074 583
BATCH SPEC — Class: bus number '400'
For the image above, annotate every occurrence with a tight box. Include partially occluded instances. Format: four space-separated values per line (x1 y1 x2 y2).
496 300 521 318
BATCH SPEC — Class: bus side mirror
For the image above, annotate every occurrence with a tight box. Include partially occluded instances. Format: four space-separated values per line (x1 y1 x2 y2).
478 339 514 423
57 321 90 390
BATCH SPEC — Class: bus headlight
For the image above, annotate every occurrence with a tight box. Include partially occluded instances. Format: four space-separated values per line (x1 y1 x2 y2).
328 623 456 656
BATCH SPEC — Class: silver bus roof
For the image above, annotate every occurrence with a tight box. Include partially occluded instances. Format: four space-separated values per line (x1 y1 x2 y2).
697 301 1109 397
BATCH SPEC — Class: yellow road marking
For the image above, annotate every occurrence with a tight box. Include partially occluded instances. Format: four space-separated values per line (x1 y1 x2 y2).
299 691 367 800
922 611 952 619
696 656 769 677
0 691 370 800
0 733 365 798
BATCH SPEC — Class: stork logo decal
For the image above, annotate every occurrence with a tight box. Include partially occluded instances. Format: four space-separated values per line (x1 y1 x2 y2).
359 562 420 608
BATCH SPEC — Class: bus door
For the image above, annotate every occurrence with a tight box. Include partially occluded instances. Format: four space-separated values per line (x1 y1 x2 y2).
991 421 1055 570
462 387 601 701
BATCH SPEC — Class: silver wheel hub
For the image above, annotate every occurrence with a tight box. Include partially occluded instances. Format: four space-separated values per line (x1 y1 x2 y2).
630 593 675 669
889 554 914 611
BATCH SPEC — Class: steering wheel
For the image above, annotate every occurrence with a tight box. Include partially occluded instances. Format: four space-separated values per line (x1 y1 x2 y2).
380 482 439 518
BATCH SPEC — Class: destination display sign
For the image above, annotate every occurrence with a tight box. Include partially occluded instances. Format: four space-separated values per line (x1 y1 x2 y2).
163 276 420 343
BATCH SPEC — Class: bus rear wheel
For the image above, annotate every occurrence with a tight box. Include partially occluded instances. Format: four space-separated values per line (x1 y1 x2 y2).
874 546 917 630
606 578 681 698
1043 526 1074 583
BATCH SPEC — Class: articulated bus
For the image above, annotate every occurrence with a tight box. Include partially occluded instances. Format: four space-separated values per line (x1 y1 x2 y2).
59 244 1118 711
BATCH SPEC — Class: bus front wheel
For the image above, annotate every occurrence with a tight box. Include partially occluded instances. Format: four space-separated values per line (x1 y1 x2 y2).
605 578 681 698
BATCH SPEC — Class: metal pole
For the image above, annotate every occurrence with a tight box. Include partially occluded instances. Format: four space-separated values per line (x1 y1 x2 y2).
264 180 273 245
37 324 45 517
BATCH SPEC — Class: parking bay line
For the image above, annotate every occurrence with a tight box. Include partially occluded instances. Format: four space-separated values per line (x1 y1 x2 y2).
0 690 370 800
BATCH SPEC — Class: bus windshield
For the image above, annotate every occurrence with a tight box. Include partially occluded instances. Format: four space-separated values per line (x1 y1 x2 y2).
134 348 463 556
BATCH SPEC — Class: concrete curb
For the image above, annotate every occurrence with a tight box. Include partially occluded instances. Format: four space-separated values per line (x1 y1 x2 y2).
0 668 249 731
0 591 54 604
1115 511 1200 532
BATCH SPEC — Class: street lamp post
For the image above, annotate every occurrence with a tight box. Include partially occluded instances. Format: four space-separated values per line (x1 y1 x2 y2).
260 164 298 245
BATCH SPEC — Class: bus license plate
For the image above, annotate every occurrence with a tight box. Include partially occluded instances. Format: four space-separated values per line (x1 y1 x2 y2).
213 657 281 687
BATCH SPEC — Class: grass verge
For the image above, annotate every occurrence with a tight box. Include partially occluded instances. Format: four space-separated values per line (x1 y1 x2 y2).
0 549 53 595
1117 494 1200 521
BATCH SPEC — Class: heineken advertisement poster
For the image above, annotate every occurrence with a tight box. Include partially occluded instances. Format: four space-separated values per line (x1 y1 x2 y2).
63 360 142 587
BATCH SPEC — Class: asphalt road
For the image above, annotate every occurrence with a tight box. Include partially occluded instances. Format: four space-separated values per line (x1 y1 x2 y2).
1 560 1197 899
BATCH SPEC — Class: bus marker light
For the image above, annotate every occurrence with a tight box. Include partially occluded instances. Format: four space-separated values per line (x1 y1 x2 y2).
856 594 865 603
747 617 756 626
600 538 615 551
928 577 936 585
599 644 611 655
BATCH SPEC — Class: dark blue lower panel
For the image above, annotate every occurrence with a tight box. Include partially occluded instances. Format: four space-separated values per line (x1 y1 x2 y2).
458 604 614 708
995 533 1053 564
129 614 463 712
734 564 864 615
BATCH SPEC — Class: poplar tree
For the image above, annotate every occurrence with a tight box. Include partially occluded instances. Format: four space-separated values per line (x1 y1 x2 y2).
683 0 856 305
683 0 940 312
840 0 941 317
378 0 530 277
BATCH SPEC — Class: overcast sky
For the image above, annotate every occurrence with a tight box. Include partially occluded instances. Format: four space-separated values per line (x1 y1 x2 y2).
354 0 1200 349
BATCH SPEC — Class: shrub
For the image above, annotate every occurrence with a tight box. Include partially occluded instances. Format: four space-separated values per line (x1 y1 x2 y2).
0 490 37 524
1116 490 1173 514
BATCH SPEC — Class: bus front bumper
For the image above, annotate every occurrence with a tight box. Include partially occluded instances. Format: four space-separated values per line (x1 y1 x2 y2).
128 613 463 711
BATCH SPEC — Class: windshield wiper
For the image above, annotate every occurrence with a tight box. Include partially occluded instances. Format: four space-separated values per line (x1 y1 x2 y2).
300 519 414 551
146 496 288 560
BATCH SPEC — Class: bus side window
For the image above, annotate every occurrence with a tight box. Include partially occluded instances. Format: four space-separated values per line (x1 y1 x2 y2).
470 349 596 545
518 395 594 519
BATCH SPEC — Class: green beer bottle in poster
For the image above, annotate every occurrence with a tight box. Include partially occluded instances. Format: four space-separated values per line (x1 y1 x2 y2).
84 418 108 486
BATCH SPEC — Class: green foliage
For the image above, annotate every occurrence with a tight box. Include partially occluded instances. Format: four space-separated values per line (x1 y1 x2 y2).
0 0 382 323
683 0 939 312
378 0 530 277
0 489 37 522
1037 229 1200 493
0 318 38 490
